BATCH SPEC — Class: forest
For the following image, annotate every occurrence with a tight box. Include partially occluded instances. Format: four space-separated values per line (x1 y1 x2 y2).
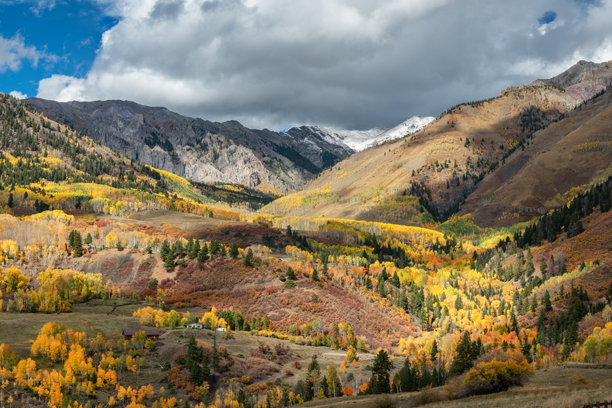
0 93 612 407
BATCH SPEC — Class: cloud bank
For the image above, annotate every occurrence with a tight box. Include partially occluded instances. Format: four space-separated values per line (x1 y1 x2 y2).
35 0 612 130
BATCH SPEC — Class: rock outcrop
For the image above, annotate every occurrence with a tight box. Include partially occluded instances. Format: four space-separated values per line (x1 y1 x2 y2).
26 99 356 193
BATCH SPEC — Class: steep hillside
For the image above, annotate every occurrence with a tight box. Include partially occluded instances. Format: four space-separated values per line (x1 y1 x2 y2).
262 60 612 226
26 98 354 194
0 93 259 218
461 86 612 227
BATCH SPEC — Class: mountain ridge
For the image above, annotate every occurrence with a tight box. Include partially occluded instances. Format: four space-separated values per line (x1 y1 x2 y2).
25 98 355 194
261 59 612 227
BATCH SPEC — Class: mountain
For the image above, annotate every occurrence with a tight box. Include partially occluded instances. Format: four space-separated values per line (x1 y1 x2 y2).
288 115 434 153
262 60 612 226
26 98 355 194
460 84 612 227
357 115 435 151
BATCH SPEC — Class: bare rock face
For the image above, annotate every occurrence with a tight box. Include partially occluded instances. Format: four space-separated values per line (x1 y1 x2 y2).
26 99 356 193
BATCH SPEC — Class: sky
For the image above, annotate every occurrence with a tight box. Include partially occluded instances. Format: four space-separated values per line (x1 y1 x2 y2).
1 0 612 131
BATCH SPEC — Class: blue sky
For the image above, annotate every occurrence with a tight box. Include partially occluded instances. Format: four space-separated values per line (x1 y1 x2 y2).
0 0 116 98
1 0 612 131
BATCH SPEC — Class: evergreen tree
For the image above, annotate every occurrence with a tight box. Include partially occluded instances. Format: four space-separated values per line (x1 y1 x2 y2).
197 244 208 263
189 362 205 385
543 290 552 312
455 295 463 310
244 248 254 267
449 331 474 377
392 271 400 287
160 240 171 259
229 243 239 259
173 241 184 256
72 231 83 257
164 252 175 270
377 279 387 298
84 232 93 245
186 236 194 256
7 193 13 208
188 238 199 259
531 295 538 313
312 268 319 282
368 349 393 394
430 339 439 362
210 240 220 256
211 347 220 371
399 358 417 392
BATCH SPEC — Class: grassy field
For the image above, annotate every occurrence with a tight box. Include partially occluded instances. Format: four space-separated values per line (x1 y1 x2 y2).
0 308 380 389
0 311 150 357
126 210 244 230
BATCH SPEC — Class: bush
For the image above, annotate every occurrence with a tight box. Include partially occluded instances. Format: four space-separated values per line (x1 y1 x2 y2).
285 369 294 377
568 375 590 385
147 278 158 288
372 395 396 408
284 280 295 288
409 386 448 406
461 348 533 397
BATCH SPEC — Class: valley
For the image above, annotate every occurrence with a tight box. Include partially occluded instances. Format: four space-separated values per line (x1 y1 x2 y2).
1 60 612 408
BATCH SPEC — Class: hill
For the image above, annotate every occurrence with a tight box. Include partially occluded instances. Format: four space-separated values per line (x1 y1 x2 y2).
261 60 612 227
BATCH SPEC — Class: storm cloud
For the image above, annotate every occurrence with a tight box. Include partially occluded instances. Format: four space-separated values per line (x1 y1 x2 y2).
36 0 612 130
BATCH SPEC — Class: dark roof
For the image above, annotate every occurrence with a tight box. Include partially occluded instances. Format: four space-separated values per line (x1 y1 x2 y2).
122 329 160 336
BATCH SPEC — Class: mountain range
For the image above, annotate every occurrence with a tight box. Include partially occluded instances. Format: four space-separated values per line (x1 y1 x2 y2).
26 99 433 194
262 60 612 227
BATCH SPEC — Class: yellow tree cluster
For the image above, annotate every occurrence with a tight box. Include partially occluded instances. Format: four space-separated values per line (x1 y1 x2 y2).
133 306 186 328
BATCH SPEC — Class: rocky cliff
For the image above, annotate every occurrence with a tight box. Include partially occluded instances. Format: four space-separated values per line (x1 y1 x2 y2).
26 98 355 193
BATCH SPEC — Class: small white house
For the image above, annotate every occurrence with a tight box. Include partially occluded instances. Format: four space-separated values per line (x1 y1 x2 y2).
186 323 204 329
216 327 227 332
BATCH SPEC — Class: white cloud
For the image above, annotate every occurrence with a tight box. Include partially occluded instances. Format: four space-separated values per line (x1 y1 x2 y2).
35 0 612 130
9 90 27 99
0 34 43 72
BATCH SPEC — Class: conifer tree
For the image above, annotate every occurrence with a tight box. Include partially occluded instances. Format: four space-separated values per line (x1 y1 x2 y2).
164 253 175 270
368 349 393 394
188 238 199 259
543 290 552 311
531 295 538 313
244 248 254 267
72 231 83 257
160 240 171 259
229 243 239 259
430 339 439 362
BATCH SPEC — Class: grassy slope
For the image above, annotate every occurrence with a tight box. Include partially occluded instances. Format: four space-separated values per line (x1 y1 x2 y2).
261 86 568 223
262 68 612 229
461 87 612 227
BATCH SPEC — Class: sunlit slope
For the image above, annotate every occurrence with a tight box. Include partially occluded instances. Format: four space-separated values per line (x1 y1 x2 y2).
262 61 612 227
0 93 246 218
261 85 579 224
461 86 612 227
